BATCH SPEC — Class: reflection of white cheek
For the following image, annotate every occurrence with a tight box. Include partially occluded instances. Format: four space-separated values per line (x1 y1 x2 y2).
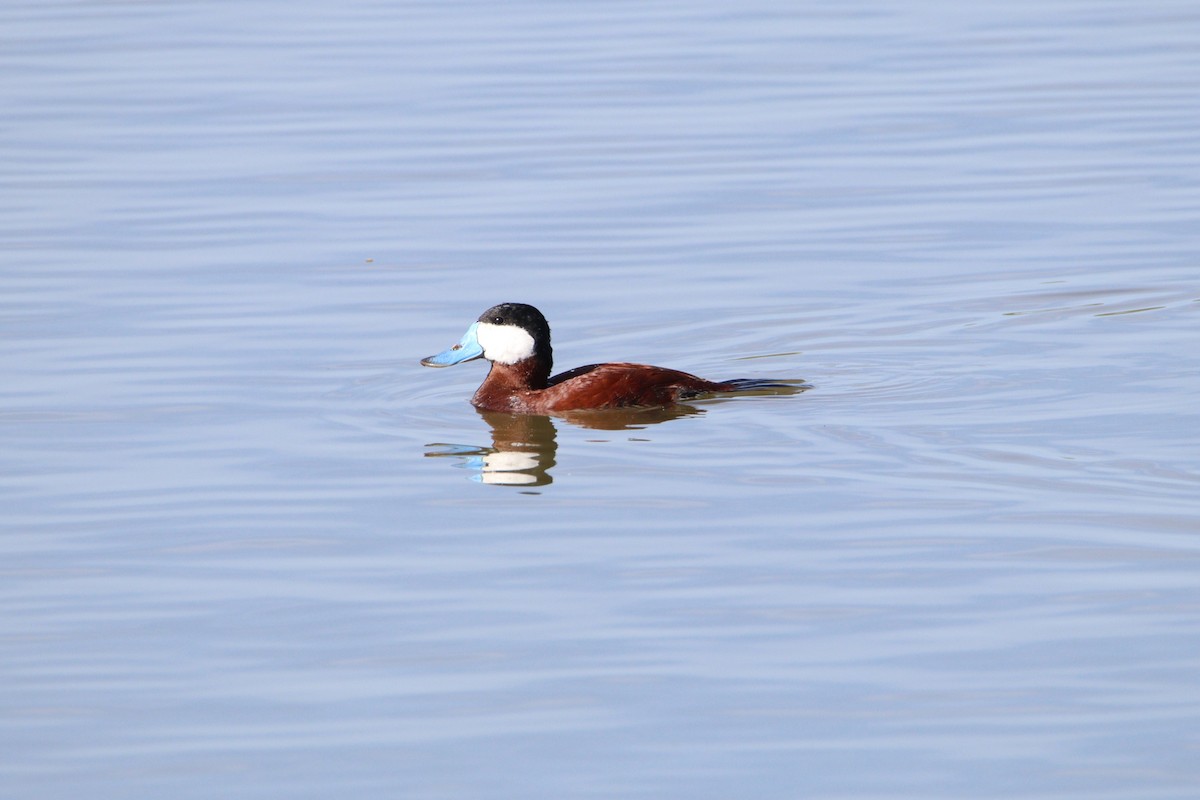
477 451 539 485
476 323 536 364
483 451 538 471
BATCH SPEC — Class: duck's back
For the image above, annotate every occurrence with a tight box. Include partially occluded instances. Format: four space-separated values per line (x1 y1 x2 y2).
540 362 729 411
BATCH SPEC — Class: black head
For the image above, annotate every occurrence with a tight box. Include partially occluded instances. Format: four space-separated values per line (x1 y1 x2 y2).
474 303 553 369
476 303 549 337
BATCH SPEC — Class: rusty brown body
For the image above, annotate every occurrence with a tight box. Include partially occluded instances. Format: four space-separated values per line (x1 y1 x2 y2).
471 360 735 413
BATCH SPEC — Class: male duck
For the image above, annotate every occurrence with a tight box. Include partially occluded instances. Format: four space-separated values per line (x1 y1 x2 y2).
421 303 792 413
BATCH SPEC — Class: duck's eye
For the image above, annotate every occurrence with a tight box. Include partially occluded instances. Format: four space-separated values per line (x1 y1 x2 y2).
491 316 504 324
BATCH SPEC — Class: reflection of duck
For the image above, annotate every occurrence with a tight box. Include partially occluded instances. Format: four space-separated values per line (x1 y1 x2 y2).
426 411 557 486
425 405 711 486
422 303 805 413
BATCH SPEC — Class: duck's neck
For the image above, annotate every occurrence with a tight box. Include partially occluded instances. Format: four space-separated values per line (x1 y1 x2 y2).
482 358 551 392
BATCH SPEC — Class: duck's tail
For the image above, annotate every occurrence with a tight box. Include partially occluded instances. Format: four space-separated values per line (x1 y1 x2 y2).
717 378 811 395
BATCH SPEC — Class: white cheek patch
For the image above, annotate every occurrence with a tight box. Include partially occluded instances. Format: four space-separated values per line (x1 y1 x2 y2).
475 322 536 365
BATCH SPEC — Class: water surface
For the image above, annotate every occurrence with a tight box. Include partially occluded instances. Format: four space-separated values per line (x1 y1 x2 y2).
2 1 1199 798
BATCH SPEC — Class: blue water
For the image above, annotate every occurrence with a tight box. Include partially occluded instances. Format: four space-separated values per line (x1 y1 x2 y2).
3 1 1199 798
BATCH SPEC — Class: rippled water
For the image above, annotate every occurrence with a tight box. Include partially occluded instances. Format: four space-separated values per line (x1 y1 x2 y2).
3 1 1199 798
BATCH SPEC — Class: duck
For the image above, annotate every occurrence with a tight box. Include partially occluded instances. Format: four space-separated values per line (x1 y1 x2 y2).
420 303 796 413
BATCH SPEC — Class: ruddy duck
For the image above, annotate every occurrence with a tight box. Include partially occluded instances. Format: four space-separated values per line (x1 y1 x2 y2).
421 303 796 413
